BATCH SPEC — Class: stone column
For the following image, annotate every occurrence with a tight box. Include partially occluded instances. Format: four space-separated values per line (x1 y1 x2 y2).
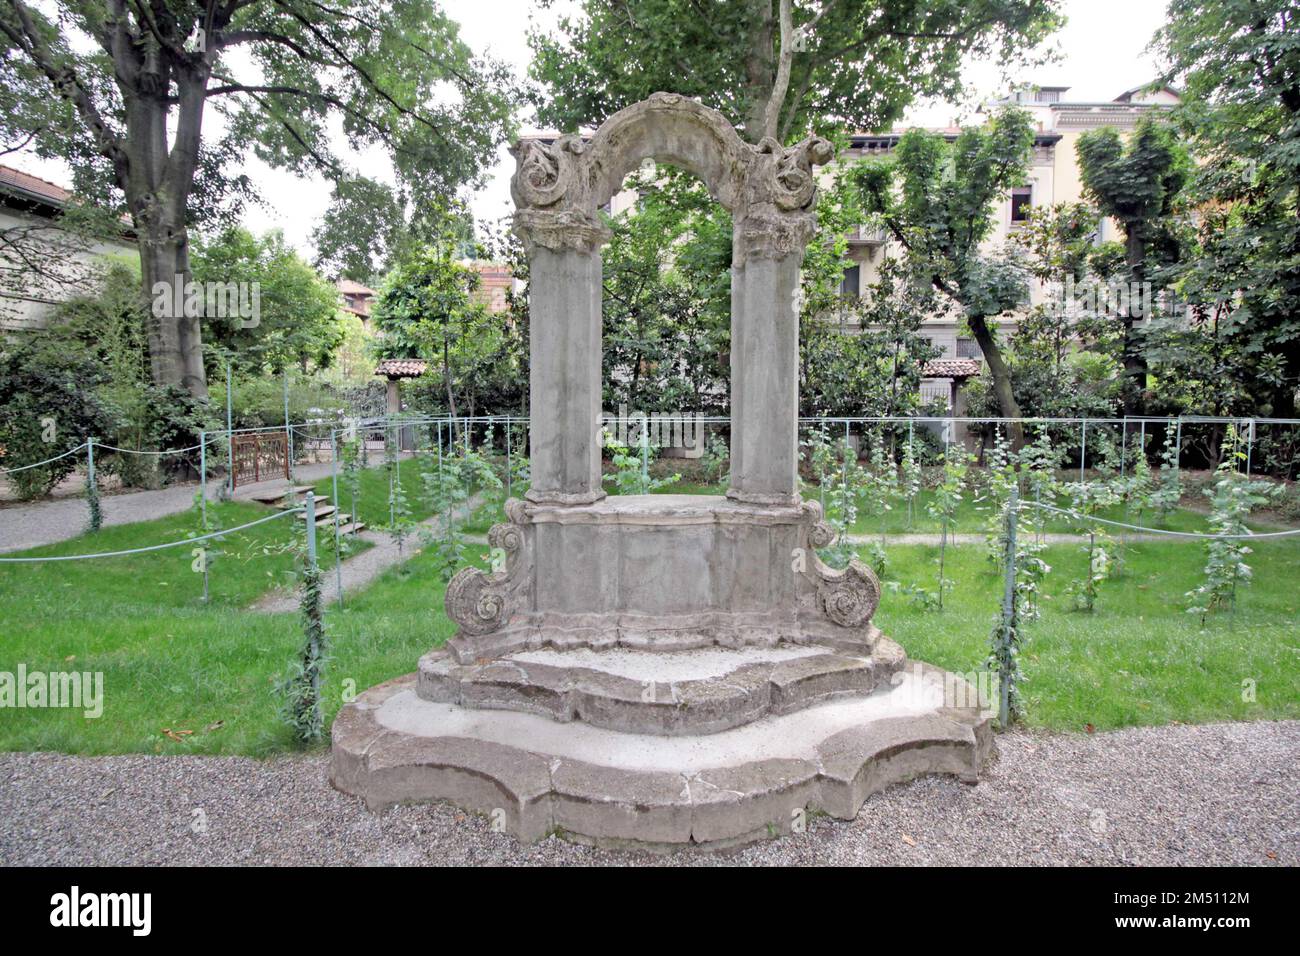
727 210 816 507
516 210 610 505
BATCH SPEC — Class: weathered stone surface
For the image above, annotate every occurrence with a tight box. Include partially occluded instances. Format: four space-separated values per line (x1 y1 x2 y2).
688 758 819 845
330 662 993 851
417 639 906 736
444 496 883 662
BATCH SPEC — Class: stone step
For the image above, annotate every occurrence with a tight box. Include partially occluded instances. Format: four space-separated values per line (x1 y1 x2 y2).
295 504 337 523
417 639 905 736
337 521 367 535
249 485 317 506
330 660 993 850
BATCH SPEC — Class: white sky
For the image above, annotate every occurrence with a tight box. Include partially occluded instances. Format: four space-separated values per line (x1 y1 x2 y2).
15 0 1171 259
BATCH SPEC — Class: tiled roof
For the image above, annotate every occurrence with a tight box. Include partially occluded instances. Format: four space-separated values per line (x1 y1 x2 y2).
0 164 72 205
923 358 982 378
337 278 375 296
375 358 428 378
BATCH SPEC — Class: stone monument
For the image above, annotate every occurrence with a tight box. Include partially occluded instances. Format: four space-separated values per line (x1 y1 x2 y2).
331 93 991 849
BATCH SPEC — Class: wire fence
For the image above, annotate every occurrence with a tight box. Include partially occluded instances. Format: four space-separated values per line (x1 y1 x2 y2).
0 505 304 564
4 412 1298 735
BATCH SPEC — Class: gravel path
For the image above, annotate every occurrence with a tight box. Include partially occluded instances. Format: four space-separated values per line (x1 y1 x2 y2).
0 458 398 554
1 720 1293 866
843 531 1188 546
250 494 486 614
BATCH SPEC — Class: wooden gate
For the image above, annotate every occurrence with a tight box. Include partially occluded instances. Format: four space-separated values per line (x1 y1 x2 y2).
231 431 290 489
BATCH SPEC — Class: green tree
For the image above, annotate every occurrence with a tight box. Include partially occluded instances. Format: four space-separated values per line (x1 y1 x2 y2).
1076 119 1191 413
192 227 342 375
964 202 1122 427
0 0 516 400
602 166 730 415
529 0 1061 145
1154 0 1300 418
373 207 520 419
855 107 1037 447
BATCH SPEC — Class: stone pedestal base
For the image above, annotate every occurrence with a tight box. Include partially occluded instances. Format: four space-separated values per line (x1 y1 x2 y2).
331 495 992 848
330 651 993 850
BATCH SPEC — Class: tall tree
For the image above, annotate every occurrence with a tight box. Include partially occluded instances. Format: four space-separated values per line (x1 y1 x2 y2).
1154 0 1300 417
1076 119 1190 414
0 0 515 401
192 226 343 374
529 0 1062 145
371 204 510 420
854 108 1036 448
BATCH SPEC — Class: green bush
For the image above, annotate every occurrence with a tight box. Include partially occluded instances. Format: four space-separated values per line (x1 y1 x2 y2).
0 336 116 499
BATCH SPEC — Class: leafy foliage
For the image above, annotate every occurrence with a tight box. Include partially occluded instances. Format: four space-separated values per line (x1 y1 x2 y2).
192 227 344 375
1185 429 1281 621
529 0 1061 144
0 332 115 498
1154 0 1300 418
854 108 1037 441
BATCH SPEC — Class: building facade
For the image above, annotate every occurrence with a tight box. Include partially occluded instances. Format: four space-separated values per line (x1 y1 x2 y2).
836 84 1180 412
0 165 137 333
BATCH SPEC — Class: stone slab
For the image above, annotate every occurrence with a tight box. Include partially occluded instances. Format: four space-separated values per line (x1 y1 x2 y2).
417 638 905 735
330 661 993 851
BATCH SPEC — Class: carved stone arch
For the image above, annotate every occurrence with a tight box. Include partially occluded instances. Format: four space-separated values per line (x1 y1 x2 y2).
582 93 753 213
511 93 832 507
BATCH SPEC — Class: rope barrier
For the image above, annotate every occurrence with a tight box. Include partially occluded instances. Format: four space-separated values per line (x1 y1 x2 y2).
0 506 304 564
94 440 209 455
1019 500 1300 540
0 443 89 474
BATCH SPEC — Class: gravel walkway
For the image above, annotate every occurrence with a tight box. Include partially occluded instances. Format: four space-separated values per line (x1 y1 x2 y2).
1 720 1293 866
250 494 487 614
0 458 400 554
844 531 1187 546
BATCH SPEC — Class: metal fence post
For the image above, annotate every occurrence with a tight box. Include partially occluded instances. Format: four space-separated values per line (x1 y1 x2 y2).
225 363 234 499
85 437 98 531
1120 419 1128 482
330 430 343 607
199 430 207 528
505 415 512 499
1079 419 1087 484
283 370 291 480
305 491 317 569
1245 419 1254 477
999 485 1019 728
639 420 650 493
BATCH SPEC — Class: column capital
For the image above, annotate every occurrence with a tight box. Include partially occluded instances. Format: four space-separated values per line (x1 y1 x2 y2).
513 208 612 255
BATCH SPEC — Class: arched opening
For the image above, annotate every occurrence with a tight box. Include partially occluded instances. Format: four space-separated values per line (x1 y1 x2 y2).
600 160 733 480
512 92 829 507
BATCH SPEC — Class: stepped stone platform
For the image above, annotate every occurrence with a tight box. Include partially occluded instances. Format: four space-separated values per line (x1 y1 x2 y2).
417 639 905 735
331 656 992 850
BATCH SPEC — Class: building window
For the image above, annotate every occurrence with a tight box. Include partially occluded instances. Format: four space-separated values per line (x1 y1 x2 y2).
956 337 981 359
1010 186 1033 223
840 264 860 300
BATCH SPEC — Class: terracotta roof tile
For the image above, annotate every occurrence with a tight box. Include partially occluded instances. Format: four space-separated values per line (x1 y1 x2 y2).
375 358 428 378
0 164 73 205
923 358 982 378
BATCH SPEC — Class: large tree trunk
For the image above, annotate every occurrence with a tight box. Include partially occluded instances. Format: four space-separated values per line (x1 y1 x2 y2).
139 226 207 399
968 312 1026 451
740 0 776 142
122 49 210 401
1118 229 1149 415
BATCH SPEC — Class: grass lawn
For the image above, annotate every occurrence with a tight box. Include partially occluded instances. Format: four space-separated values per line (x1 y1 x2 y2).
1 480 1295 756
309 454 521 537
875 537 1300 731
0 497 477 755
